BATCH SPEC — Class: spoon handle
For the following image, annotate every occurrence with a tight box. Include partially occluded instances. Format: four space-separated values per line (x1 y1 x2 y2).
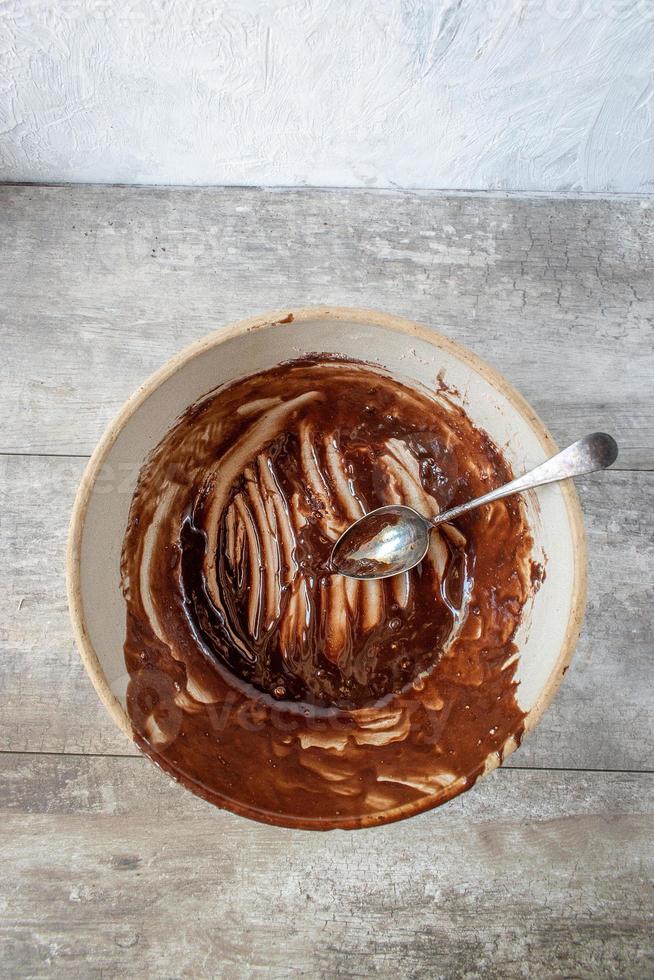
432 432 618 527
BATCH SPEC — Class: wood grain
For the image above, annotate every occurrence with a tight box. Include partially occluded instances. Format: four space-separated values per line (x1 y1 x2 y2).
1 754 652 979
1 184 652 979
1 453 652 770
0 185 652 466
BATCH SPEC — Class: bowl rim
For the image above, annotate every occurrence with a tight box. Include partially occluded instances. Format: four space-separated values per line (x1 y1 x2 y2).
67 306 587 829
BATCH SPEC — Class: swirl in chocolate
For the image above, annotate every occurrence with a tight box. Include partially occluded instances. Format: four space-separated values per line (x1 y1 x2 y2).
121 357 534 828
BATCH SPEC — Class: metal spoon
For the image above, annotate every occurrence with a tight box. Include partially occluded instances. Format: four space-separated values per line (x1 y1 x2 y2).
331 432 618 580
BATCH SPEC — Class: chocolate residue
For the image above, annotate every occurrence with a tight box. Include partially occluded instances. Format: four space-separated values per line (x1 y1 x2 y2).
530 560 547 592
121 357 534 828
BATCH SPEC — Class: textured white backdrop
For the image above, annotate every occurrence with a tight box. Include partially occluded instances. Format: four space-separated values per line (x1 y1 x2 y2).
1 0 653 191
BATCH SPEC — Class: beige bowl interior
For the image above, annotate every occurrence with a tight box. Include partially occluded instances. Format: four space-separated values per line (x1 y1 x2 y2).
68 308 586 798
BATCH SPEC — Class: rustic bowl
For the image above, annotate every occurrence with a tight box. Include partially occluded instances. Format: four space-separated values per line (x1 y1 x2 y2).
67 307 586 828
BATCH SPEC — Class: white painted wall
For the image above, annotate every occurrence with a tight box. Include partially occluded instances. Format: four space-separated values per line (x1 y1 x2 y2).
1 0 653 192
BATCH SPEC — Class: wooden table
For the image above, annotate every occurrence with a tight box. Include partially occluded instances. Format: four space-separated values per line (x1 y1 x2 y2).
1 185 652 978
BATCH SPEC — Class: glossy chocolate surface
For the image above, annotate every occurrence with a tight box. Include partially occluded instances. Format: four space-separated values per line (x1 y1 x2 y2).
121 357 534 828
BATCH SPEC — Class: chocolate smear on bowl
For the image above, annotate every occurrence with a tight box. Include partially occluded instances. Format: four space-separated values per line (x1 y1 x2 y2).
121 357 534 828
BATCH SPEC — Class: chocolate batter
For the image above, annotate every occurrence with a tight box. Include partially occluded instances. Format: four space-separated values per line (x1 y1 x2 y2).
121 357 534 828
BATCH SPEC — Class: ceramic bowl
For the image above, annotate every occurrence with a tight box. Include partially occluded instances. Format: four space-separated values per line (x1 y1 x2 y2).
67 307 586 828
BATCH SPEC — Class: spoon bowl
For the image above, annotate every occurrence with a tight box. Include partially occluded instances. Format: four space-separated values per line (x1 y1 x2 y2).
330 505 430 579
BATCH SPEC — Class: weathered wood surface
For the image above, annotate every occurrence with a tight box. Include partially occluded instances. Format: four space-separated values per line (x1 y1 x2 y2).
0 184 652 979
1 755 653 980
1 454 652 771
0 186 652 467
